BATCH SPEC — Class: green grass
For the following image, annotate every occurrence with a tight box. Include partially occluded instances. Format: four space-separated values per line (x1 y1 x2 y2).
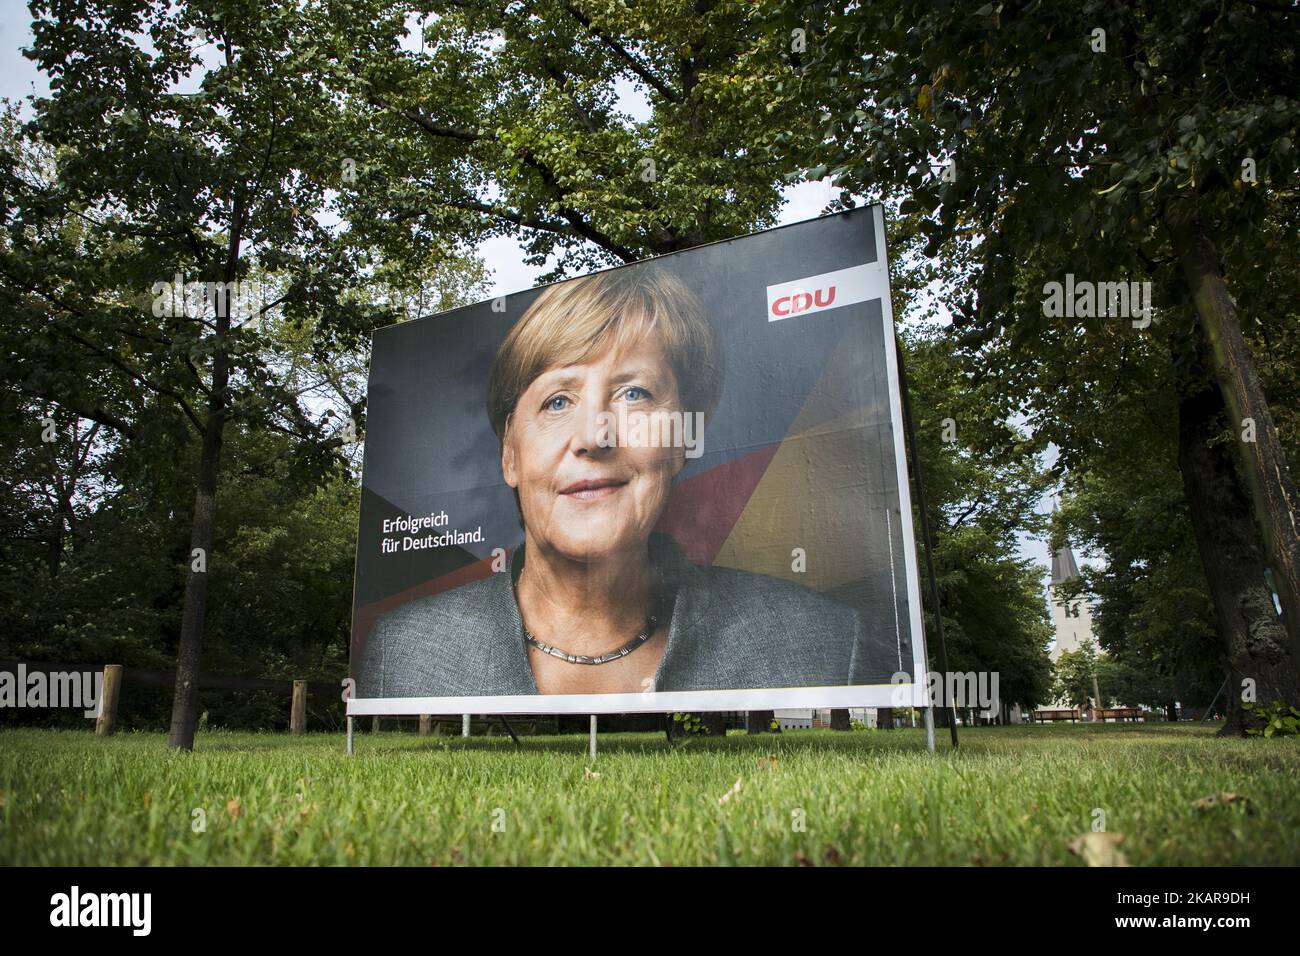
1 723 1297 865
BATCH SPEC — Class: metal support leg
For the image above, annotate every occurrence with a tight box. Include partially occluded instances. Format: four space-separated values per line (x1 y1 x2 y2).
346 715 354 756
923 707 935 754
497 716 521 746
589 714 597 760
1200 677 1229 722
462 713 470 737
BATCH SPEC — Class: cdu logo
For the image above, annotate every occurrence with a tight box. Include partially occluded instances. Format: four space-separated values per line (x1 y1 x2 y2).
771 284 838 318
766 263 883 323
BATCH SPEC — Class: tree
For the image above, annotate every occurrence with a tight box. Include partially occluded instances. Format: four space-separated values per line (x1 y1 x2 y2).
1052 643 1100 711
889 216 1056 717
746 710 777 734
1049 346 1245 728
325 0 821 276
10 0 476 747
794 0 1300 727
1095 656 1168 713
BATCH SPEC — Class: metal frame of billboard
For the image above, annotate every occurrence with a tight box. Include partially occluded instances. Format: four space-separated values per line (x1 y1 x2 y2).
346 204 937 744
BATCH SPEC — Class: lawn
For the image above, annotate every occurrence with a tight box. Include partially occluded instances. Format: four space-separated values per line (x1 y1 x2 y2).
1 723 1296 865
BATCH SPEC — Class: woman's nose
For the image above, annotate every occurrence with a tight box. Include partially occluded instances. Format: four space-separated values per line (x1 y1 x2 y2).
573 397 612 455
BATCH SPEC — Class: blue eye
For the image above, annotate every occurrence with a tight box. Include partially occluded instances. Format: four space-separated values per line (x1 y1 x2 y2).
622 386 649 402
544 395 570 412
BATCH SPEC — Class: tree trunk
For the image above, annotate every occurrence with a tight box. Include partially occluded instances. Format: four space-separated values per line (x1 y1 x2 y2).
1165 701 1178 723
877 707 894 729
1169 214 1300 677
166 402 226 750
46 517 64 577
701 712 727 736
746 710 777 734
1175 324 1297 736
829 708 851 731
167 199 243 751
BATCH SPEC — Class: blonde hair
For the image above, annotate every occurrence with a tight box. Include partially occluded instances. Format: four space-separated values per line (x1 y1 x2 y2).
487 266 723 445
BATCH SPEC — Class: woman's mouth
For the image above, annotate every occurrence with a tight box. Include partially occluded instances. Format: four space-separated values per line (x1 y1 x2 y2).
559 478 627 500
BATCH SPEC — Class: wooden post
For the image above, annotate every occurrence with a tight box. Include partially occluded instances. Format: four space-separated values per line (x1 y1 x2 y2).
419 714 431 736
290 680 307 735
95 664 122 737
371 715 380 733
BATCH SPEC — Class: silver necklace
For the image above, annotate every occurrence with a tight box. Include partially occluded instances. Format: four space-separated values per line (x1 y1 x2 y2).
515 574 667 665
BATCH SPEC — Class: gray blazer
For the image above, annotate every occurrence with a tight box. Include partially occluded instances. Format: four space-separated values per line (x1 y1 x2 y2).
356 533 896 697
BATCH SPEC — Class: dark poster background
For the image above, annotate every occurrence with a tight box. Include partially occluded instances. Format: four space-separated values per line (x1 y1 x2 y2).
351 207 912 689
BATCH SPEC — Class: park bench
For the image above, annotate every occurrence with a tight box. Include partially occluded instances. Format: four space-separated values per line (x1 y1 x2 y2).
1096 707 1144 722
1033 708 1080 722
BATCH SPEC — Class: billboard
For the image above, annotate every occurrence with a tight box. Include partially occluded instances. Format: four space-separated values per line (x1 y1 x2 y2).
348 205 929 716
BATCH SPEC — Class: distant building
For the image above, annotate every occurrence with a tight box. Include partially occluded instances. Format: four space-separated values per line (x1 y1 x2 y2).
774 708 874 730
1034 540 1102 720
1047 542 1095 662
774 708 813 730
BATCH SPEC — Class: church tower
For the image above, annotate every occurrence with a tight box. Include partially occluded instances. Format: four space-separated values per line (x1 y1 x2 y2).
1047 543 1095 662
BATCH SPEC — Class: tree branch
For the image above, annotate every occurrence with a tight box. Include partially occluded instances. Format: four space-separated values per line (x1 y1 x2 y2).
562 3 682 103
12 386 136 438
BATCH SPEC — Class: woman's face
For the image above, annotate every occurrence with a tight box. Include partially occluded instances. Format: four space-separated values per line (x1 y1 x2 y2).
501 334 687 564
